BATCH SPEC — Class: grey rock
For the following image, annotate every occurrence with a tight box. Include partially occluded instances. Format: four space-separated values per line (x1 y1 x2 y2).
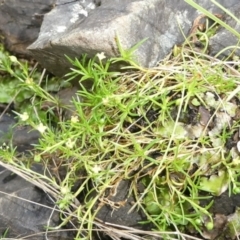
0 113 40 152
53 86 79 119
28 0 240 77
12 125 41 152
209 3 240 58
0 164 70 240
95 180 148 229
0 114 73 239
0 0 56 56
0 113 16 143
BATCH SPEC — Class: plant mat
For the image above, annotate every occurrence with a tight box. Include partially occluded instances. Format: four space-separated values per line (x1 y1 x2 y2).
1 46 240 240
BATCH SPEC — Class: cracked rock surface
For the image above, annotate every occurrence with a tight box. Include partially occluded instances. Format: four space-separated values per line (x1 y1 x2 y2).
28 0 240 76
0 0 55 57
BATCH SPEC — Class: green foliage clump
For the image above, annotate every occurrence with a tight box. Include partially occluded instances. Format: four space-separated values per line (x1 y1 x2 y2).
0 3 240 238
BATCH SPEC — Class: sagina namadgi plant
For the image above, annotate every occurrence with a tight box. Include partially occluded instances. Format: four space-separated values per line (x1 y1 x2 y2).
1 10 240 239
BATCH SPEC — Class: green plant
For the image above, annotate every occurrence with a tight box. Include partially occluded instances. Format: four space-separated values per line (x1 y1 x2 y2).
0 3 240 238
0 45 65 120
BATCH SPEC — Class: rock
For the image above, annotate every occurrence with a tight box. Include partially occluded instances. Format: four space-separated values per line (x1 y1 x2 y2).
95 180 148 229
0 113 16 143
28 0 240 77
0 164 70 240
51 86 79 120
0 112 74 239
0 0 56 56
209 3 240 58
40 86 79 120
12 125 41 152
0 113 40 152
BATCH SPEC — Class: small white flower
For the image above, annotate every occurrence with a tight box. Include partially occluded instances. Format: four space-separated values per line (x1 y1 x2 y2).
19 112 29 121
96 52 106 61
66 138 75 149
0 143 9 151
9 56 18 63
36 123 48 134
61 185 71 195
25 78 34 85
102 96 109 105
71 115 79 123
92 165 102 174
